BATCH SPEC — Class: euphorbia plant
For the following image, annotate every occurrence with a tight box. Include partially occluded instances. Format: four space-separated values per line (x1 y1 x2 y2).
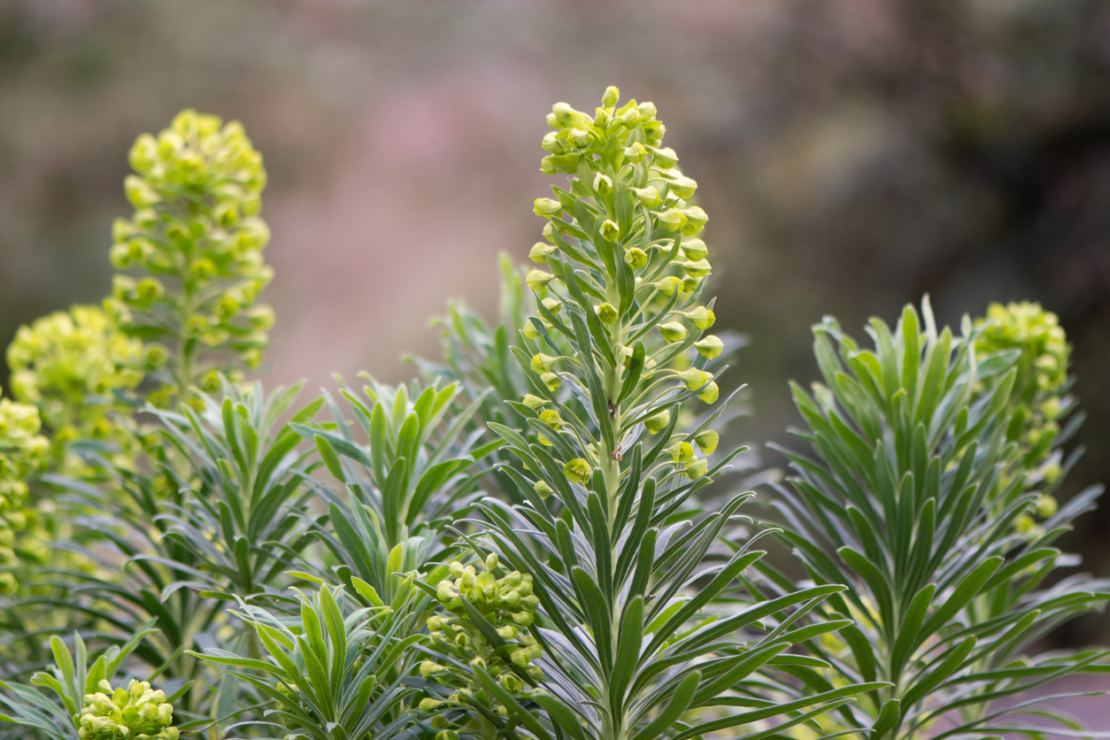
766 298 1109 740
472 86 885 740
0 87 1106 740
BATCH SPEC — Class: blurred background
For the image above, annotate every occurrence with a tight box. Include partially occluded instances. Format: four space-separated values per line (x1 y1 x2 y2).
1 0 1109 658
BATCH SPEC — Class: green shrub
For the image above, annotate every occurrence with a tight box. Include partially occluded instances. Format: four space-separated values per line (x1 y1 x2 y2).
0 88 1104 740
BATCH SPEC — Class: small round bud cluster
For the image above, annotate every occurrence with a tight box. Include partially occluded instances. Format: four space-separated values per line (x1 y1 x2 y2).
432 555 540 629
107 109 274 398
974 302 1074 537
78 679 179 740
6 306 151 474
664 429 717 481
974 301 1069 453
419 555 543 731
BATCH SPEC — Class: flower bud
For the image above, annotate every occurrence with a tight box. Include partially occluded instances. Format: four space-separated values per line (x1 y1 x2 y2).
681 238 708 261
638 101 658 120
541 372 561 391
135 278 164 305
652 147 678 168
436 581 458 602
680 206 708 236
600 219 620 242
683 307 715 330
419 698 441 712
685 458 709 479
200 370 222 393
680 259 712 278
531 354 558 374
530 242 556 264
485 552 500 571
658 322 687 343
542 297 563 316
189 258 217 282
526 270 555 291
657 208 686 231
670 441 695 465
621 107 641 127
631 185 661 207
668 174 698 199
681 276 702 293
523 394 547 410
124 175 159 207
654 276 681 296
570 128 590 147
427 616 444 632
551 102 586 128
541 131 565 154
533 198 563 218
694 335 724 359
534 480 554 499
677 368 710 391
511 611 534 627
146 344 168 367
1037 495 1058 519
644 410 671 435
624 142 647 163
498 625 519 639
564 458 590 484
602 86 620 108
596 303 618 325
694 430 719 454
697 382 719 404
624 248 648 270
431 716 451 729
500 674 523 693
539 409 562 430
593 173 613 195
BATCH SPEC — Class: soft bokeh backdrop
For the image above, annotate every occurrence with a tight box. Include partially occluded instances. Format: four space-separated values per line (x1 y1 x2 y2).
2 0 1110 652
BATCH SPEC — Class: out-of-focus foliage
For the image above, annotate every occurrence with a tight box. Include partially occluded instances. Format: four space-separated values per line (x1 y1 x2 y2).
0 390 48 591
6 305 152 473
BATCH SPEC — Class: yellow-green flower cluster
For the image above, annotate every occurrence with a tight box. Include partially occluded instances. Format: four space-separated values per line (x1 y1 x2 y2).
975 302 1072 533
6 305 154 472
78 679 179 740
107 109 274 400
519 86 727 511
975 302 1069 405
0 392 48 591
975 302 1069 460
419 555 542 736
526 87 722 384
663 429 718 481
